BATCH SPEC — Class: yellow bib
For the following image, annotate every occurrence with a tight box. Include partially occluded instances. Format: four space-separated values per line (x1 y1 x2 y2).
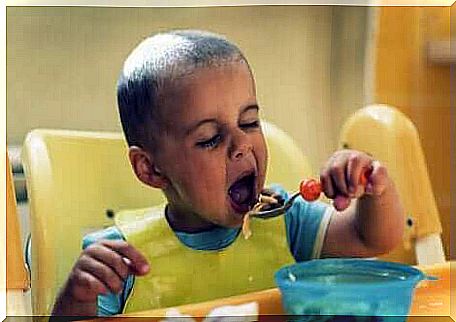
115 206 294 313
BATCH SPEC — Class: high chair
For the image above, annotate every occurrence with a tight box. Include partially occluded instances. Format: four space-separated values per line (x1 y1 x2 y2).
6 152 31 315
339 104 445 265
21 121 313 316
21 130 165 315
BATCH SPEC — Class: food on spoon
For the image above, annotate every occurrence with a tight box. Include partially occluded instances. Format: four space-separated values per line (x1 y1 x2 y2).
259 194 279 205
242 213 252 239
241 171 372 239
242 194 281 239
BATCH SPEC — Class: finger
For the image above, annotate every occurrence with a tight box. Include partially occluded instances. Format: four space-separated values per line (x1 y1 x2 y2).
347 154 373 198
330 161 349 196
346 154 361 195
85 243 130 280
100 240 150 275
333 195 351 211
320 169 335 199
366 160 389 196
78 255 124 294
70 268 108 301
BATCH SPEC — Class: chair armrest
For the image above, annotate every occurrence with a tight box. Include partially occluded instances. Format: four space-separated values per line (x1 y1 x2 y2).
415 233 446 265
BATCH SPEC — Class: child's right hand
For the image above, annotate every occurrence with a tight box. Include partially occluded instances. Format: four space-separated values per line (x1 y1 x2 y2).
63 239 149 302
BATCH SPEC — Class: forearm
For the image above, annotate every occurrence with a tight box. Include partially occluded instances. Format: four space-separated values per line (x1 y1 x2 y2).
355 181 405 254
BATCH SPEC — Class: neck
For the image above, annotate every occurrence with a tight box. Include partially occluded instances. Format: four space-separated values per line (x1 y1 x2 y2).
165 204 218 233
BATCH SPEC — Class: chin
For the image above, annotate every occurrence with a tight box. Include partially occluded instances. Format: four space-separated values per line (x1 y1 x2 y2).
227 219 243 228
219 215 243 229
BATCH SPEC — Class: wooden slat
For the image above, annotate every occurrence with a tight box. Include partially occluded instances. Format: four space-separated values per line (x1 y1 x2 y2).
6 153 29 290
374 6 452 262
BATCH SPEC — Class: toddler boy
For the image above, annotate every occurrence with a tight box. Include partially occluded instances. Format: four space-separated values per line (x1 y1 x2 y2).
52 30 405 317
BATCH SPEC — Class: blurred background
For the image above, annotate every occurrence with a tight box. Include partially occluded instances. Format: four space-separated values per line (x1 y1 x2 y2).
5 4 454 315
7 4 453 256
7 6 370 169
6 4 369 246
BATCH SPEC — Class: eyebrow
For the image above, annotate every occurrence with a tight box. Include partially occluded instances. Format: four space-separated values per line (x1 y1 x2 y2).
185 118 218 136
185 104 260 136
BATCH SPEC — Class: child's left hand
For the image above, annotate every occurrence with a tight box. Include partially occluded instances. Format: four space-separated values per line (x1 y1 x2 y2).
320 150 390 211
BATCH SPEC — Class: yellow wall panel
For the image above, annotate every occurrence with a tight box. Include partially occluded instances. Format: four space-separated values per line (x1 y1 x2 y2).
374 6 452 259
7 6 368 172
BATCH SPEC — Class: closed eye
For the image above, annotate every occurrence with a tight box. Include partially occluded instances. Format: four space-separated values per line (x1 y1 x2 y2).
240 120 260 130
196 134 222 149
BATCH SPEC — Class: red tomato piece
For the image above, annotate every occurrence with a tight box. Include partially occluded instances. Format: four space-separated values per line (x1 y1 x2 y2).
300 179 322 202
359 167 373 186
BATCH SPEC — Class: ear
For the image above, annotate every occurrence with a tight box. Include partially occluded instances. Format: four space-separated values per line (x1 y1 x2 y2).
128 146 169 189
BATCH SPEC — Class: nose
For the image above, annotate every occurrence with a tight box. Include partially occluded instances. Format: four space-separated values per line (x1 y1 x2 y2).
229 131 253 161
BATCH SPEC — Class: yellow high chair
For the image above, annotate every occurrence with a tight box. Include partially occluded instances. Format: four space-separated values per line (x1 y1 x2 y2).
22 121 313 316
6 153 30 315
22 130 165 315
339 104 445 265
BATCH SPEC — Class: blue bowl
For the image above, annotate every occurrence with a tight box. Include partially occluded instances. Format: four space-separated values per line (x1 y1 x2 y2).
275 259 435 322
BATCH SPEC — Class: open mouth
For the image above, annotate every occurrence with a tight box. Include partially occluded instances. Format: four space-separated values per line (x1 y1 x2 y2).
228 172 258 214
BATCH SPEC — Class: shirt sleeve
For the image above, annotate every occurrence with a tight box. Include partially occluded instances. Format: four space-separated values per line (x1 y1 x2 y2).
269 184 334 262
82 226 134 316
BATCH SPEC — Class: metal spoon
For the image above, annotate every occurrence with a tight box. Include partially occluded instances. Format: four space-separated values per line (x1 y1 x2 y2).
251 168 372 219
250 192 301 219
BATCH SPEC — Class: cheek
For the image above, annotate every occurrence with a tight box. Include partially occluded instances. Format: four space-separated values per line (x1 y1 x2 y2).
182 165 229 218
255 136 268 169
171 151 228 200
187 168 225 194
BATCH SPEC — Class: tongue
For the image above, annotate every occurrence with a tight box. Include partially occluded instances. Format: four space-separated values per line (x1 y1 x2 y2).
229 181 252 205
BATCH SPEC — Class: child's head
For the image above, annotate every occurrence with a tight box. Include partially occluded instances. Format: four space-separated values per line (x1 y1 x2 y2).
117 30 268 231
